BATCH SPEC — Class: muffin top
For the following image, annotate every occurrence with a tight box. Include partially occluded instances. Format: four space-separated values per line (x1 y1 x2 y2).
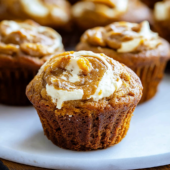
72 0 129 19
72 0 152 29
77 21 170 67
26 51 142 110
80 21 161 53
0 20 64 69
1 0 71 27
154 0 170 21
0 20 63 57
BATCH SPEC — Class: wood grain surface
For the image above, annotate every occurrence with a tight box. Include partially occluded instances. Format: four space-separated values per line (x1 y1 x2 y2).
1 159 170 170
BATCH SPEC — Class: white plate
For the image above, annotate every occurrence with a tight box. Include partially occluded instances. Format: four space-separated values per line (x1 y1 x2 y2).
0 75 170 170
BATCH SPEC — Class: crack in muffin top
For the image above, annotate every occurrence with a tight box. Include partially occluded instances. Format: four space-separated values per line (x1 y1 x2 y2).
81 21 161 53
0 20 63 57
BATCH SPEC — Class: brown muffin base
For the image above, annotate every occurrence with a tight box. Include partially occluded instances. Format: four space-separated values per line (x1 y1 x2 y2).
132 62 167 103
36 105 135 151
0 68 37 105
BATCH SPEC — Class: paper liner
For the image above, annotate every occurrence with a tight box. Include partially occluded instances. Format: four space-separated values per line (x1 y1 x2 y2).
0 68 37 105
36 106 135 151
133 62 167 103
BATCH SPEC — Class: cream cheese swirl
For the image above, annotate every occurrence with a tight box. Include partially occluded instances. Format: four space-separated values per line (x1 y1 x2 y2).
81 21 161 53
72 0 128 18
0 20 63 57
42 51 122 109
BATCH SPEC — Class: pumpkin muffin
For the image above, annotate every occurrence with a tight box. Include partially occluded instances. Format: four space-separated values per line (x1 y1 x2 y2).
154 0 170 43
26 51 142 151
0 20 64 105
76 21 170 103
72 0 152 30
0 0 72 29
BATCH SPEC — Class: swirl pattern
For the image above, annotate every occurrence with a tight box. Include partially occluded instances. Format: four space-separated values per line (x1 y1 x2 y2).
39 51 123 109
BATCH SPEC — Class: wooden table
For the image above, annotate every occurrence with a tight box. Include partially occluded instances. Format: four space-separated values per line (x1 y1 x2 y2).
1 159 170 170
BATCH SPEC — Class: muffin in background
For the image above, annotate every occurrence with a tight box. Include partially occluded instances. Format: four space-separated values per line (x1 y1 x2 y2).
0 20 64 105
0 0 72 29
76 21 170 103
141 0 162 8
154 0 170 43
26 51 142 151
154 0 170 71
72 0 153 30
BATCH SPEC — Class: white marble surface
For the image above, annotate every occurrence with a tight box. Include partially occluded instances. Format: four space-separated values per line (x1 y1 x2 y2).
0 75 170 170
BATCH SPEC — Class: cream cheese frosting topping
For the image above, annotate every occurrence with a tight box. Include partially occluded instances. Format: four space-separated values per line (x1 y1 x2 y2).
0 20 63 57
82 21 161 53
154 1 170 21
42 51 122 109
72 0 128 18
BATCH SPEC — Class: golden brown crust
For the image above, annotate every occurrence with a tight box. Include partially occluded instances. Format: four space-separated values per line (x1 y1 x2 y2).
0 0 72 28
26 51 142 150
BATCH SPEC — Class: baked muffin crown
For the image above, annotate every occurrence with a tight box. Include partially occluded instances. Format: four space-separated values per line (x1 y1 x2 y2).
0 20 63 58
26 51 142 110
72 0 129 19
81 21 161 53
1 0 71 27
154 0 170 21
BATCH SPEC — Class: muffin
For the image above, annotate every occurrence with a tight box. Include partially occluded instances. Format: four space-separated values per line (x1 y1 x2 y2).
0 20 64 105
76 21 170 103
26 51 142 151
72 0 153 30
141 0 162 8
154 0 170 43
0 0 72 29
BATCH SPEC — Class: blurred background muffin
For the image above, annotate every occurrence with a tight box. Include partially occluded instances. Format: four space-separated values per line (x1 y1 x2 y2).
0 0 72 29
140 0 162 9
76 21 170 103
0 20 64 105
153 0 170 71
72 0 153 30
154 0 170 42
